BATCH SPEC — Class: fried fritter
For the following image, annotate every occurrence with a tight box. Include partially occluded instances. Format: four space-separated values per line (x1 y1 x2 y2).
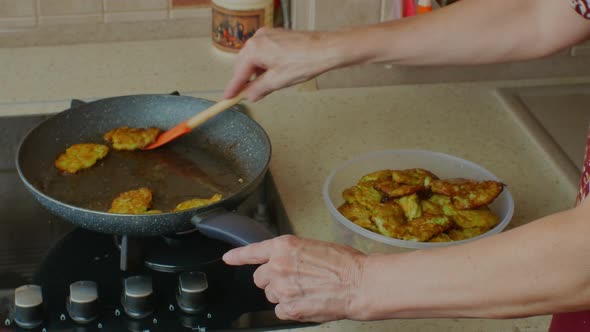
104 126 162 151
404 214 452 242
420 199 444 215
173 194 223 211
430 179 504 210
427 194 452 206
426 194 455 216
395 193 422 220
359 170 392 183
369 169 435 199
426 194 498 229
108 188 153 214
370 201 407 238
373 178 424 198
338 202 378 232
391 168 439 186
447 227 489 241
453 207 499 230
429 233 452 243
55 143 109 174
338 169 504 243
342 181 383 211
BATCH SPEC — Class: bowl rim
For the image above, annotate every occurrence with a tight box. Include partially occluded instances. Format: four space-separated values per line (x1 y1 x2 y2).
322 149 515 249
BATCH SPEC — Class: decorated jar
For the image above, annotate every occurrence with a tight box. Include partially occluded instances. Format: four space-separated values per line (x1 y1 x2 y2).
211 0 274 53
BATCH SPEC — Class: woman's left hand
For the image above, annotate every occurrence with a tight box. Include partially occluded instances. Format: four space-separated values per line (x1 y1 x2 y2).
222 235 368 322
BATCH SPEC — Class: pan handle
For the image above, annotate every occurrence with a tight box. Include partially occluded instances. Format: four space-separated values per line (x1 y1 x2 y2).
191 211 276 247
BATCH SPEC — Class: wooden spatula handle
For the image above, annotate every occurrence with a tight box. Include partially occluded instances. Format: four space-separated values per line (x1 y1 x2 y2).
186 94 245 129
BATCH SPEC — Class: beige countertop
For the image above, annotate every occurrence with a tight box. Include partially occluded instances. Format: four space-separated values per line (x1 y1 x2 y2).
2 36 589 331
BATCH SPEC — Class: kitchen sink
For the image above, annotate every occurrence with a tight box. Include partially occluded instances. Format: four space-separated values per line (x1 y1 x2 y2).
497 84 590 190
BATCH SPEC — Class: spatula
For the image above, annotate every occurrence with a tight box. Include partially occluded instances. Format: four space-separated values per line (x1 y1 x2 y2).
143 93 245 150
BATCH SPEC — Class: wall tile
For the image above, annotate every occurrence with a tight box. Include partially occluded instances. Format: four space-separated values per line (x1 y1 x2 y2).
314 0 381 30
571 41 590 57
0 17 35 29
104 0 168 12
170 7 210 19
39 0 102 16
171 0 210 8
381 0 403 21
0 0 35 17
313 51 590 89
291 0 313 30
38 14 102 25
105 10 167 22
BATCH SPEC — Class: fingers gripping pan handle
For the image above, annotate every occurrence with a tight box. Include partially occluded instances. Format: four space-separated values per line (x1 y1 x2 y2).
192 212 275 247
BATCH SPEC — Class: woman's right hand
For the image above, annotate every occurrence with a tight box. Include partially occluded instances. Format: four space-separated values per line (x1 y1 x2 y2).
222 235 370 322
223 27 351 102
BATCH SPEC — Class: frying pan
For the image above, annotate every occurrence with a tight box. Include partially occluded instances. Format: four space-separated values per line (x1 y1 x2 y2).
16 94 275 247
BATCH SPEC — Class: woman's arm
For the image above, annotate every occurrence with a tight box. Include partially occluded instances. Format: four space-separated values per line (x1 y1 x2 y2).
223 199 590 322
355 198 590 320
359 0 590 66
225 0 590 101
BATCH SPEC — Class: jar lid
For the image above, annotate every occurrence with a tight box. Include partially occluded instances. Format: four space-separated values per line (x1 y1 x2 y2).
212 0 273 11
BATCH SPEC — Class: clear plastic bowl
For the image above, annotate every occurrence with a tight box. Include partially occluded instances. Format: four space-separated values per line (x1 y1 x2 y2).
322 150 514 252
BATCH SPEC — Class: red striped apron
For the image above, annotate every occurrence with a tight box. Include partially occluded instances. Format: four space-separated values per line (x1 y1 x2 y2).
548 127 590 330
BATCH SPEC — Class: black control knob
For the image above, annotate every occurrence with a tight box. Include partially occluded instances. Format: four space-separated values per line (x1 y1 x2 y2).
14 285 43 329
67 281 99 324
176 271 208 314
122 276 154 319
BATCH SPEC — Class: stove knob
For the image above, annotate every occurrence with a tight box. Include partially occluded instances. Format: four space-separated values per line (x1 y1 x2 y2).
176 271 208 314
122 276 154 319
67 281 99 324
14 285 43 329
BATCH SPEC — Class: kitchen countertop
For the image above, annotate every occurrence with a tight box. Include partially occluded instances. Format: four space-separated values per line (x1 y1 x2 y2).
2 36 589 332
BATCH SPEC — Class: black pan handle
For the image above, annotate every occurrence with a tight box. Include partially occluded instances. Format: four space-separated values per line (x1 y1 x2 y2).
191 212 275 247
71 99 87 109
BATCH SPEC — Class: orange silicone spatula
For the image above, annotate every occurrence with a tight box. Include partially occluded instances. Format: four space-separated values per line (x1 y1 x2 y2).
143 93 245 150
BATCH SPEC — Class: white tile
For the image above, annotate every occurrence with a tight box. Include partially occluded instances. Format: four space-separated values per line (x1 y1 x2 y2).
38 14 102 25
291 0 314 30
171 0 210 8
104 10 167 22
571 40 590 57
0 0 35 17
381 0 403 21
104 0 168 12
39 0 102 16
314 0 381 30
0 16 35 29
170 7 210 19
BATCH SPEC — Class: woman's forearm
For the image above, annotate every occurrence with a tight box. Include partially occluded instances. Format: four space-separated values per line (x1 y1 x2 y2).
354 202 590 320
225 0 590 101
325 0 590 68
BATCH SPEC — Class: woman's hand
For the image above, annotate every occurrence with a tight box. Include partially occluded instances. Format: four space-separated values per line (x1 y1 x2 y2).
223 28 353 102
222 235 369 322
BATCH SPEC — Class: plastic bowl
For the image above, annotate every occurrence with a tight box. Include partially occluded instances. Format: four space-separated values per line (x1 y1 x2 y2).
323 150 514 252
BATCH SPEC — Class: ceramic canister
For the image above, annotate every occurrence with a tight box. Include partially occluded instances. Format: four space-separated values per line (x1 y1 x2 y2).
211 0 274 53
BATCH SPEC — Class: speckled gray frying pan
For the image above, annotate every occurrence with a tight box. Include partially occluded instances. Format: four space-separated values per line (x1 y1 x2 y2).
16 94 274 246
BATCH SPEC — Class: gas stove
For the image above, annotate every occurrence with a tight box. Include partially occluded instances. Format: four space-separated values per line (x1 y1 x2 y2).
0 103 309 331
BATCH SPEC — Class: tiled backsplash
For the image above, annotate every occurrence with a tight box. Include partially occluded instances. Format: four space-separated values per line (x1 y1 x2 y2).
172 0 211 7
1 0 588 86
291 0 590 87
314 0 381 30
292 0 440 31
0 0 290 48
0 0 212 28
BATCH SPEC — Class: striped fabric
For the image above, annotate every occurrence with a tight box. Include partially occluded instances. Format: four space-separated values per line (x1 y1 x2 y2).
575 127 590 205
544 4 590 331
548 127 590 330
571 0 590 19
